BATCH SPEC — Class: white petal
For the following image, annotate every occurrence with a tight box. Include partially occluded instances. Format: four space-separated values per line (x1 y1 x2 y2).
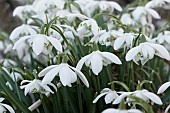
13 36 31 49
105 92 118 104
114 37 125 50
59 67 72 86
10 26 22 40
32 37 46 55
147 9 161 19
90 52 103 75
66 14 89 20
70 66 89 87
157 82 170 94
0 98 5 103
93 92 108 103
100 52 122 64
42 67 60 84
47 37 63 52
150 43 170 60
113 92 132 104
91 19 99 36
102 108 119 113
165 104 170 113
128 109 143 113
1 104 15 113
142 90 163 105
109 2 122 11
76 54 91 70
38 65 57 77
125 46 141 61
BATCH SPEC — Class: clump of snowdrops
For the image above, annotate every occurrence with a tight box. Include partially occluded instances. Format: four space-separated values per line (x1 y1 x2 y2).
0 0 170 113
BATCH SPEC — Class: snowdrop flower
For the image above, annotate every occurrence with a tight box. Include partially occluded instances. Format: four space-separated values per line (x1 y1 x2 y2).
10 24 38 41
93 88 119 104
126 42 170 65
120 13 135 25
132 6 160 25
154 31 170 44
113 89 163 105
20 79 56 96
0 98 15 113
157 81 170 94
13 5 35 20
114 33 136 50
67 14 100 37
38 63 89 87
145 0 170 8
33 0 65 13
13 34 62 55
102 108 143 113
76 50 122 75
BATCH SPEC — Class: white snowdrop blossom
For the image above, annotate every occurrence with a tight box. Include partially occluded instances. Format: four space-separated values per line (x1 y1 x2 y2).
67 14 100 37
120 13 135 25
114 33 136 50
113 89 163 105
38 63 89 87
0 98 15 113
33 0 65 13
126 42 170 65
93 88 119 104
157 81 170 94
20 79 56 96
13 5 35 20
102 108 143 113
76 50 122 75
13 34 62 55
145 0 170 8
132 6 161 25
153 31 170 45
10 24 38 41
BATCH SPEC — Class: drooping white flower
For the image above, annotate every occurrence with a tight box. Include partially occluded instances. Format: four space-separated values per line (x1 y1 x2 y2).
0 98 15 113
93 88 119 104
120 13 135 25
132 6 161 25
67 14 100 37
114 33 136 50
13 5 35 20
145 0 170 8
33 0 65 13
38 63 89 87
126 42 170 65
13 34 62 55
102 108 143 113
76 50 122 75
113 89 163 105
157 81 170 94
10 24 38 41
20 79 56 96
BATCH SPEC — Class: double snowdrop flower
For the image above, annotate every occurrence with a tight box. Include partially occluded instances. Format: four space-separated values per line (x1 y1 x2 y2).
10 24 38 41
0 98 15 113
20 79 56 96
13 34 62 55
126 42 170 65
76 50 122 75
113 89 163 105
93 88 119 104
38 63 89 87
102 108 143 113
132 6 161 25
